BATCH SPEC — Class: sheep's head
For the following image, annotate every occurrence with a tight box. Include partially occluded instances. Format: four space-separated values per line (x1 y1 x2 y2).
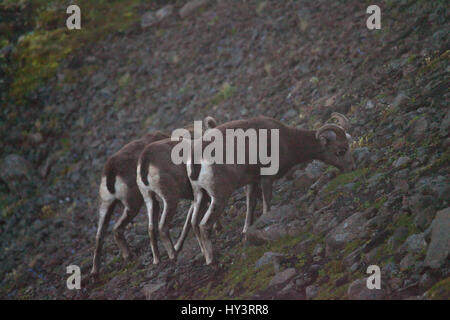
316 113 355 172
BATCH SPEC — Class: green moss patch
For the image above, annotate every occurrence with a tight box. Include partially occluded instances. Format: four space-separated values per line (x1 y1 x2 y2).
426 277 450 300
7 0 144 102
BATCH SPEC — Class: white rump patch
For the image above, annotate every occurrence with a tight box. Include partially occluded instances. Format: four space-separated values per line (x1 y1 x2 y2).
136 163 162 195
99 175 128 204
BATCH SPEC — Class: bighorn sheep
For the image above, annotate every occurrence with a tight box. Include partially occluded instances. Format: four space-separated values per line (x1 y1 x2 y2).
186 113 355 265
136 117 217 264
92 131 169 276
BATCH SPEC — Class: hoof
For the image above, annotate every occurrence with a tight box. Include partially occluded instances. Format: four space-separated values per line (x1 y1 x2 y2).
174 242 182 252
122 250 136 262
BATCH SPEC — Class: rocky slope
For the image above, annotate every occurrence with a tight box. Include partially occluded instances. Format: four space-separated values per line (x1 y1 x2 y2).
0 0 449 299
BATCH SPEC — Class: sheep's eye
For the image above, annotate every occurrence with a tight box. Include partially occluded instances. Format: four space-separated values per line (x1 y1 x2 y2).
336 149 346 157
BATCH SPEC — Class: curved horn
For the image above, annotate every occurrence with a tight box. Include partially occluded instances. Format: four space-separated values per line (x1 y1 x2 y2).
315 124 347 140
330 112 350 131
204 116 217 129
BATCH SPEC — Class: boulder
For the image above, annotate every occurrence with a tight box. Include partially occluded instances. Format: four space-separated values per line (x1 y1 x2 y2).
424 207 450 269
142 280 167 300
398 233 427 255
392 156 411 168
294 172 315 191
325 211 368 254
179 0 208 19
353 147 372 167
347 278 386 300
391 93 410 108
305 284 319 300
268 268 297 287
141 5 173 29
0 154 33 191
255 252 284 270
305 161 326 180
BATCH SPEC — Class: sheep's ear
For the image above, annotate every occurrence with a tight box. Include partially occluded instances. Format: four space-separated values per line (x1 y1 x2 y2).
319 130 336 146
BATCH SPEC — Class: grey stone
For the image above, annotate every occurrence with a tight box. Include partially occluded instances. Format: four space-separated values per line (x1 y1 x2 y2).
312 244 324 257
439 110 450 137
305 160 326 180
383 262 399 278
156 5 174 21
414 176 449 200
425 207 450 269
141 5 173 30
0 154 33 191
350 262 360 273
419 271 436 289
392 156 411 168
365 100 375 110
414 206 436 231
255 252 284 269
179 0 208 19
325 211 368 254
400 253 416 271
141 12 157 29
391 93 410 108
269 268 297 287
305 284 319 300
399 233 427 255
294 172 314 191
388 227 409 249
413 117 428 139
348 278 386 300
353 147 372 167
142 280 166 300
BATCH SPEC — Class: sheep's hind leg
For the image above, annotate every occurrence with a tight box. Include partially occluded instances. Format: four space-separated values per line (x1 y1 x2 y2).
143 192 161 265
91 199 117 276
199 196 227 265
174 204 194 252
191 190 206 256
113 205 140 261
158 199 178 261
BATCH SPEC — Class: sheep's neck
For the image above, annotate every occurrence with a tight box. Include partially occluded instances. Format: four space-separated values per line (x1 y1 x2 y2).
287 127 324 165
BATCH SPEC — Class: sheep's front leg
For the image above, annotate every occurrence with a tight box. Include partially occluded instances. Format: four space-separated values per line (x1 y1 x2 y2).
242 182 258 234
261 177 274 216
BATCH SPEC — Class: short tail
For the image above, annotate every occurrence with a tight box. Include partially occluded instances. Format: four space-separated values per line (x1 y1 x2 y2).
104 163 116 194
139 154 151 186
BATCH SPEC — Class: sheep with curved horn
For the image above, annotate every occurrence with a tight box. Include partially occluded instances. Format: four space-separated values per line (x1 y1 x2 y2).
185 114 355 265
